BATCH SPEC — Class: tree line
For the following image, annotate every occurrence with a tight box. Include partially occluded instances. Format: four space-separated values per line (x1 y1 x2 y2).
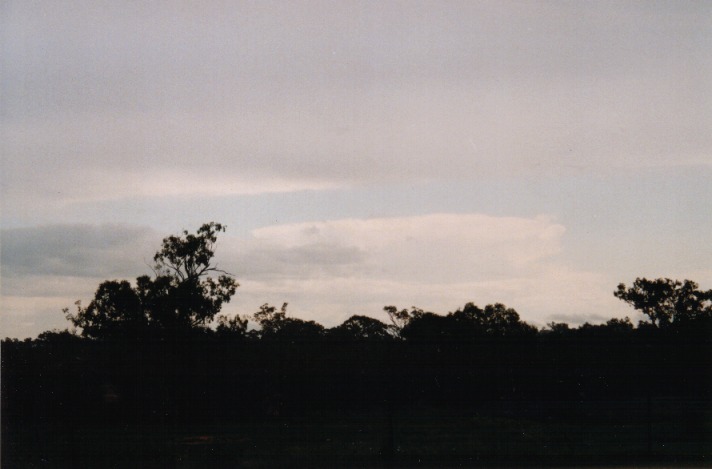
19 222 710 343
3 222 711 465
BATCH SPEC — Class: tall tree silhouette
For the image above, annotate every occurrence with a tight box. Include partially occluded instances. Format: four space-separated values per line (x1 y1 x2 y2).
65 222 238 339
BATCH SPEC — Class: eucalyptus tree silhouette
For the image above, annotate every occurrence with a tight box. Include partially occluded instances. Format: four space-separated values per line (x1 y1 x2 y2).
383 305 425 338
65 222 238 339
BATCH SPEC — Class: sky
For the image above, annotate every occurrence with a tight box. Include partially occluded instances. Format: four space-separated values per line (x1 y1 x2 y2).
2 1 712 339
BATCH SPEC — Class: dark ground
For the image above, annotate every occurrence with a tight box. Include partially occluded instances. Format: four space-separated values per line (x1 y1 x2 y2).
3 327 711 467
4 399 711 467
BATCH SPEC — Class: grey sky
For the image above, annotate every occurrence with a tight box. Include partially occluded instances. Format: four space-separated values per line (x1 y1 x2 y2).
2 1 711 338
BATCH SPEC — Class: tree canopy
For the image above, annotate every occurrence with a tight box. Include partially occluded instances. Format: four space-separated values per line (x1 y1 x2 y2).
60 223 712 344
614 277 712 327
329 315 392 341
65 222 238 340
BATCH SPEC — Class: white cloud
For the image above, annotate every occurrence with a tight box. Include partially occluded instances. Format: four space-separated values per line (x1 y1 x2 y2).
245 214 565 281
222 213 629 327
2 214 633 337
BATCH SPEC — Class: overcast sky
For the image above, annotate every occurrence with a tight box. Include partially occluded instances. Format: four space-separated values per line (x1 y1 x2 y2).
2 1 711 338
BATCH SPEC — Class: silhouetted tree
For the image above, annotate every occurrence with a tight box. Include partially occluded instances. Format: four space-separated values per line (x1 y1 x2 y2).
450 302 537 337
252 303 324 340
274 318 325 341
383 305 425 338
216 313 249 338
64 281 146 340
401 312 457 341
614 278 712 327
252 302 288 337
329 315 392 341
604 316 634 332
36 329 83 345
65 222 238 339
545 322 571 334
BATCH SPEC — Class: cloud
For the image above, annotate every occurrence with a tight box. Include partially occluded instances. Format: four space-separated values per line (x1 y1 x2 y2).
222 213 629 327
240 214 565 282
1 214 632 337
2 1 710 336
1 224 157 279
3 1 711 208
0 223 156 337
548 312 613 326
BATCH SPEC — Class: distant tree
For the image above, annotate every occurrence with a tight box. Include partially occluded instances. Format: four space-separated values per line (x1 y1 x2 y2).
216 314 249 338
252 303 289 336
614 278 712 328
450 302 537 337
330 315 392 341
575 317 635 340
605 317 634 332
383 306 425 338
273 318 325 341
66 222 238 339
545 322 571 334
252 303 324 340
401 312 456 341
36 329 82 344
